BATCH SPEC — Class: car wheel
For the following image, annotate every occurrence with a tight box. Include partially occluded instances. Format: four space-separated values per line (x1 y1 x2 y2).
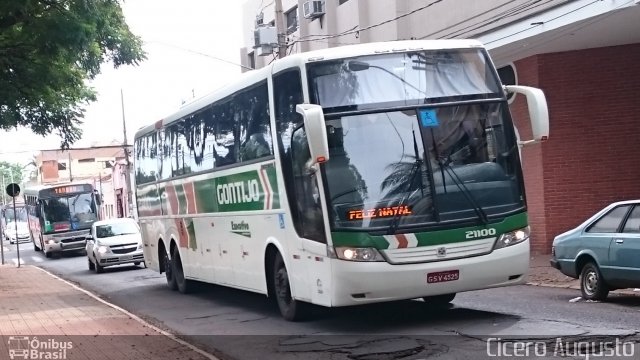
94 254 104 274
172 247 193 294
423 293 456 307
164 249 178 291
272 252 309 321
88 258 95 271
45 251 52 258
580 262 609 301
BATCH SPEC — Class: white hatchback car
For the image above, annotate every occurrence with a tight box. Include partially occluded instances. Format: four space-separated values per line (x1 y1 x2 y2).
86 217 145 273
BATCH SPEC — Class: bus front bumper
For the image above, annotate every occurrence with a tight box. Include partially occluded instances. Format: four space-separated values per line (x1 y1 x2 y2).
44 240 87 253
329 239 530 307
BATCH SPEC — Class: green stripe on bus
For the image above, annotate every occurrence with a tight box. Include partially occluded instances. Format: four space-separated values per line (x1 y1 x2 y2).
331 212 528 249
137 163 281 216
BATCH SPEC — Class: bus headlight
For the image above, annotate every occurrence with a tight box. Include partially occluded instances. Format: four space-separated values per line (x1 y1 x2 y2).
334 247 384 262
97 246 110 254
494 226 530 249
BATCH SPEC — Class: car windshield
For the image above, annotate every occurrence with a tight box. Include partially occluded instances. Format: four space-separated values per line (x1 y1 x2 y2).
96 221 139 238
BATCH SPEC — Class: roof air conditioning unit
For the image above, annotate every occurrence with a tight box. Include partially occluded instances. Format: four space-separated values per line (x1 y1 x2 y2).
253 26 278 56
303 0 325 19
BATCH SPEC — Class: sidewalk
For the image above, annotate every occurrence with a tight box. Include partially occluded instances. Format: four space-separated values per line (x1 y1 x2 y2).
0 264 218 360
527 255 640 296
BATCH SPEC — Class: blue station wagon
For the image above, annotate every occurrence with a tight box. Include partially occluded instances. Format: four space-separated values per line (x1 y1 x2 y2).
550 200 640 300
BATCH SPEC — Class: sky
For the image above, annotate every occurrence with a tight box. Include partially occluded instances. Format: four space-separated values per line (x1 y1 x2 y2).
0 0 247 166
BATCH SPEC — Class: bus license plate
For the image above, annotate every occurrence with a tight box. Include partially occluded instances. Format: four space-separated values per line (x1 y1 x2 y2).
427 270 459 284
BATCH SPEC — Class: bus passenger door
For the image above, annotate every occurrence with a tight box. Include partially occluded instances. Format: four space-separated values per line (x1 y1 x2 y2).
290 127 332 306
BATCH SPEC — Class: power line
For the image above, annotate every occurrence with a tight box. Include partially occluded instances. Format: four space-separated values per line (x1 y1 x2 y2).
438 0 558 40
146 40 253 70
482 0 605 46
487 0 635 59
288 0 446 45
417 0 520 40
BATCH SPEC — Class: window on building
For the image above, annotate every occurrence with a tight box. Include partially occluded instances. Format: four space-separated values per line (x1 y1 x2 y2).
78 158 95 163
286 6 298 34
103 161 113 169
339 0 350 5
248 51 255 70
58 162 67 171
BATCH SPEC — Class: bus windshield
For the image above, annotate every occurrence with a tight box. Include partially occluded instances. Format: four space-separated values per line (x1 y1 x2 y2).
4 206 28 223
42 193 98 232
322 102 524 231
307 48 501 111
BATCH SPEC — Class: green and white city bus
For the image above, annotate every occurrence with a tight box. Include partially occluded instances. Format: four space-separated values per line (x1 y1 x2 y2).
133 39 549 321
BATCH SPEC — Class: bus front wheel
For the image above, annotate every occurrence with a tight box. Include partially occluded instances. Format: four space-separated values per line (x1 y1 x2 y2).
422 293 456 307
272 252 309 321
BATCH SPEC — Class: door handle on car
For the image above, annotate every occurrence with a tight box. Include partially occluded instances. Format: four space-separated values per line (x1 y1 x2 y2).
615 239 624 244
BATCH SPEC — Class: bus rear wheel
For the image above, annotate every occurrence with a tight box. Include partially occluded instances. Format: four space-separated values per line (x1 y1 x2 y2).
164 248 178 291
272 252 309 321
172 247 193 294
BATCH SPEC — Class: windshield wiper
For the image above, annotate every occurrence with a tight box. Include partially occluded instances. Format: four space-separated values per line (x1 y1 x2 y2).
439 160 489 225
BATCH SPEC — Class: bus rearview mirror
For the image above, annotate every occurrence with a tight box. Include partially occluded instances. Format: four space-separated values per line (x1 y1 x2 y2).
296 104 330 166
505 85 549 146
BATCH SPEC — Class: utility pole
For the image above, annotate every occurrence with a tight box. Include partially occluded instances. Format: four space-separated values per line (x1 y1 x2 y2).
68 151 73 182
121 89 133 218
274 0 287 58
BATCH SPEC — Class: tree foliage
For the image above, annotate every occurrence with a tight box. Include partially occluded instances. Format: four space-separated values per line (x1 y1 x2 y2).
0 0 146 148
0 161 25 204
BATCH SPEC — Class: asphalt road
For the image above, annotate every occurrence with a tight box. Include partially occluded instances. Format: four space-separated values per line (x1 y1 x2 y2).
6 242 640 359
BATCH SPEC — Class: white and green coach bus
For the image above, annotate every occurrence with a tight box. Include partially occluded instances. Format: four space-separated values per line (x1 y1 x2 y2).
133 39 549 321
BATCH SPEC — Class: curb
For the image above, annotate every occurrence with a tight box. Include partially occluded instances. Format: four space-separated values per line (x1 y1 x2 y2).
31 265 220 360
527 281 640 295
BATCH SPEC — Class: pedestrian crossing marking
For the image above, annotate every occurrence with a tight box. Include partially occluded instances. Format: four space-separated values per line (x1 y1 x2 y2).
4 255 43 265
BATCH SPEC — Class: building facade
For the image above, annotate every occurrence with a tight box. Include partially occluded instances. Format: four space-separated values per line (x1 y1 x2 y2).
240 0 640 253
33 144 134 220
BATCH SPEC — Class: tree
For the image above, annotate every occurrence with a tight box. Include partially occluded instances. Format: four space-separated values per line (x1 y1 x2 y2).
0 0 146 148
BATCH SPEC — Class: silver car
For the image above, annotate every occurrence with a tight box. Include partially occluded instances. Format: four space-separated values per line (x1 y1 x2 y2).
86 217 145 274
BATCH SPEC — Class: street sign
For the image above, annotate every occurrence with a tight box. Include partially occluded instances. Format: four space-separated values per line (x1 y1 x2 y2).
5 183 22 267
6 183 20 198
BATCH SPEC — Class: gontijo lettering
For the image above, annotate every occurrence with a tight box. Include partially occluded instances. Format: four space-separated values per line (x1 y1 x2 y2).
217 180 260 205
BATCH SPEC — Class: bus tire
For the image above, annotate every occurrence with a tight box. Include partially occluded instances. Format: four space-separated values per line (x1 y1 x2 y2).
272 252 309 321
423 293 456 307
172 247 193 294
164 248 178 291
